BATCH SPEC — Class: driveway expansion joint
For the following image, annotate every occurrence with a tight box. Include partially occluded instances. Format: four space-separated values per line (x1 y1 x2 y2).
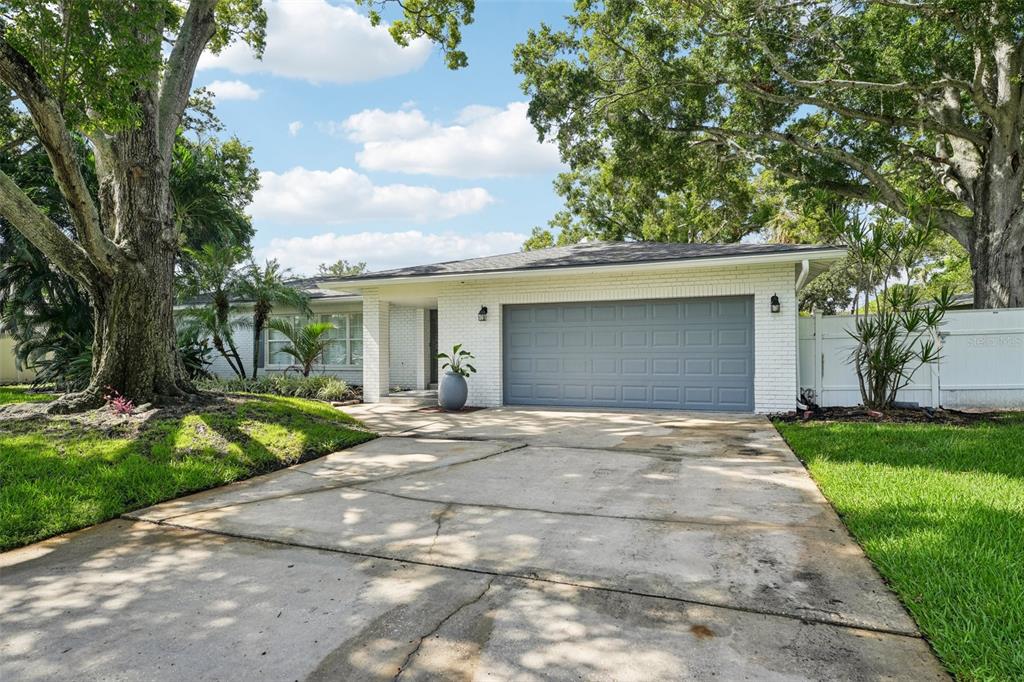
348 485 832 532
129 440 529 523
136 517 922 640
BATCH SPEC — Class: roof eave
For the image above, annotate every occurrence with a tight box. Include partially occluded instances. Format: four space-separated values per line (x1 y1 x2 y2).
322 248 848 290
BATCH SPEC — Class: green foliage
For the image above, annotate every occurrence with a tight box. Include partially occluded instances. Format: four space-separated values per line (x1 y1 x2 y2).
0 395 372 551
235 259 311 378
1 90 257 387
265 319 335 377
199 375 353 402
316 259 367 278
173 136 260 254
177 330 213 381
842 213 953 409
1 0 265 131
511 0 1021 301
357 0 475 70
777 416 1024 681
176 243 251 378
436 343 476 377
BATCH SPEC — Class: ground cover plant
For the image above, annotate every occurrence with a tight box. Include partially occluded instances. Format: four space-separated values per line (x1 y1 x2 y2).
0 393 374 551
776 415 1024 681
197 375 356 402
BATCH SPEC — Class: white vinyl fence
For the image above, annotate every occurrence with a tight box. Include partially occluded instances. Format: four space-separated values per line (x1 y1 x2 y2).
799 308 1024 409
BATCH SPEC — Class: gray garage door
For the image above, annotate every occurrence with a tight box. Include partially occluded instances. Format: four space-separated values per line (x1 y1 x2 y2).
503 296 754 411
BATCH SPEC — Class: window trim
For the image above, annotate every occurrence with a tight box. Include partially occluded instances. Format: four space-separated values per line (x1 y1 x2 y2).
264 312 363 370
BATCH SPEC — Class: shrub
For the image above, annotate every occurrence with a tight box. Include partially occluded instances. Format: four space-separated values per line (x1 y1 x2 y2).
198 374 353 402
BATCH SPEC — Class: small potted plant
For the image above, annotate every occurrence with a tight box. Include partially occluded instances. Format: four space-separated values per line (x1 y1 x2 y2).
436 344 476 410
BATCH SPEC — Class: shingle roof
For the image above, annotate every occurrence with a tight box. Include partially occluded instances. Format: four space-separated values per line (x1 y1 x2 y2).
335 240 844 282
179 277 358 306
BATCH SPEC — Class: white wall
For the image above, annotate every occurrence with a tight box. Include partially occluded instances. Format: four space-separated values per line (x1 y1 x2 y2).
799 308 1024 409
426 263 798 412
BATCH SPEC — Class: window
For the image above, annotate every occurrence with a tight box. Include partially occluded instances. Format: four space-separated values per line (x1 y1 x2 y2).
266 312 362 367
323 312 362 366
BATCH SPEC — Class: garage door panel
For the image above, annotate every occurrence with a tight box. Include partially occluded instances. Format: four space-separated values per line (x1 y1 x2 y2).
718 328 750 346
503 296 754 411
653 358 680 375
621 358 648 375
684 329 714 347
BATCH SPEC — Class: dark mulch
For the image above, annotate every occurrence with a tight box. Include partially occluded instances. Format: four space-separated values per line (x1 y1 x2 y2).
416 405 487 414
771 405 1009 425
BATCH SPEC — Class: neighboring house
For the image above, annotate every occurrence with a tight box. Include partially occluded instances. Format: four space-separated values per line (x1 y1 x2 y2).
0 333 35 384
317 241 846 413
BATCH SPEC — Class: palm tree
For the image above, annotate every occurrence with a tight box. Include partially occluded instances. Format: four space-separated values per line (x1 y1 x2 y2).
266 319 335 377
235 260 310 379
177 244 249 378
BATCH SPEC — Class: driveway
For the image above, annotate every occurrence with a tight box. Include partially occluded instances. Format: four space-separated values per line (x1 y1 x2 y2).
0 406 946 680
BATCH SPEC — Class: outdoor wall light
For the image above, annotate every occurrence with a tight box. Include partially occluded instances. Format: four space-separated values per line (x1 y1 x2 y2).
478 305 488 321
770 294 781 314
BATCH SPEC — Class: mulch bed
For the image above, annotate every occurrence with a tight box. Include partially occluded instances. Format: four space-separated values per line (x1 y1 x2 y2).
771 405 1008 425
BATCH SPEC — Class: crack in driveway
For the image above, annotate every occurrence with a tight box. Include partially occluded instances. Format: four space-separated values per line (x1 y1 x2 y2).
393 576 496 680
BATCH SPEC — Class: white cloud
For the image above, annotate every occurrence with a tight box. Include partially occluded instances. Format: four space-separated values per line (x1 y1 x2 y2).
335 102 563 178
250 166 494 226
206 79 262 100
198 0 431 84
257 230 530 274
288 120 303 137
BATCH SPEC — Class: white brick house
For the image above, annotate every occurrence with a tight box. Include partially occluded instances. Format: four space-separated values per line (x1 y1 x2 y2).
322 241 845 414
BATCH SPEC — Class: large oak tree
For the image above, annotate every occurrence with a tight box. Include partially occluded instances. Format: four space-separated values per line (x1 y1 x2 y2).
515 0 1024 308
0 0 473 411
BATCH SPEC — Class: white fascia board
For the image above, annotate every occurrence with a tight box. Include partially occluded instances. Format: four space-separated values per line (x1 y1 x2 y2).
324 248 848 291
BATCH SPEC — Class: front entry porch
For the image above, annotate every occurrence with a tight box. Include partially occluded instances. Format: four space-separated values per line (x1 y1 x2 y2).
362 292 438 402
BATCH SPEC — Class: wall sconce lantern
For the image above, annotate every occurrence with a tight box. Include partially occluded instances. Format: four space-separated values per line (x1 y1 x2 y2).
770 294 781 314
478 305 488 321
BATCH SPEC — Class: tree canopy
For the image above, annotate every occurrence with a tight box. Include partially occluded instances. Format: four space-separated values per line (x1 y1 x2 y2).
514 0 1024 307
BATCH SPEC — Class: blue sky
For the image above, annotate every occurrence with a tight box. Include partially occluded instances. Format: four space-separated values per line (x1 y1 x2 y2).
193 0 572 275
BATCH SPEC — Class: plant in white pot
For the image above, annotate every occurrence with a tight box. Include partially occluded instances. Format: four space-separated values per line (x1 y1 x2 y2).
436 344 476 411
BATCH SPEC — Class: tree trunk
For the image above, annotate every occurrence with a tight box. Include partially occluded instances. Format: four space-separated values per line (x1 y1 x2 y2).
966 106 1024 309
49 132 193 412
968 209 1024 309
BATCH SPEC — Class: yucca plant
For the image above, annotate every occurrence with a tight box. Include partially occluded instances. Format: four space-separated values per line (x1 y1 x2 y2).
265 319 335 377
843 213 953 410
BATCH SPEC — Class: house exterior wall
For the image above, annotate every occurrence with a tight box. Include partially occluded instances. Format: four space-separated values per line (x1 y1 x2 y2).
407 262 797 413
199 299 364 385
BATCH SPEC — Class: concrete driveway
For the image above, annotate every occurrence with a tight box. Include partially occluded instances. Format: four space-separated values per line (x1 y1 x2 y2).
0 406 946 681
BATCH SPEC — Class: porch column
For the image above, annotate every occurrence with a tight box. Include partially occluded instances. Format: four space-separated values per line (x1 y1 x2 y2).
413 308 429 389
362 292 390 403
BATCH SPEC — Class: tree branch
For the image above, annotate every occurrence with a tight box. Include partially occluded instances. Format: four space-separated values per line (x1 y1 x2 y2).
740 82 988 149
0 29 119 276
671 123 974 244
158 0 218 164
0 170 100 288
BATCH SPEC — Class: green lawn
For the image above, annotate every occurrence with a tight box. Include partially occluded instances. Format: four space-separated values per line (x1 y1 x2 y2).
776 415 1024 681
0 385 54 404
0 393 375 551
